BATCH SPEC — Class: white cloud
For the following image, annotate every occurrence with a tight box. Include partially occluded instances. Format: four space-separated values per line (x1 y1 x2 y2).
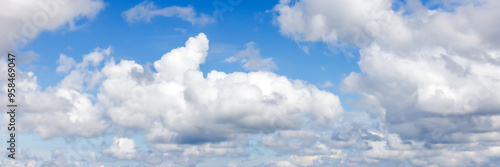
1 33 344 165
270 161 297 167
336 0 500 142
0 0 105 54
79 46 110 67
56 54 76 73
100 33 343 144
274 0 500 165
122 1 215 26
1 47 109 139
225 41 278 71
104 137 138 160
273 0 395 47
321 81 333 88
174 27 187 34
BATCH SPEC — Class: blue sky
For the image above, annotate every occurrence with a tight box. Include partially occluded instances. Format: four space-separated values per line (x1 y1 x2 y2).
2 0 500 166
26 0 358 86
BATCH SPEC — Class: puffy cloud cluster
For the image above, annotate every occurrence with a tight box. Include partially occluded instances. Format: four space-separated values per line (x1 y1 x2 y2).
0 0 105 54
99 33 343 145
1 33 344 165
1 47 110 138
274 0 500 165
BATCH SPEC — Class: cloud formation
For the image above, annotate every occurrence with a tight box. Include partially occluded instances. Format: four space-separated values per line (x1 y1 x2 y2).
5 0 499 165
274 0 500 165
2 33 344 165
1 47 111 139
100 33 343 145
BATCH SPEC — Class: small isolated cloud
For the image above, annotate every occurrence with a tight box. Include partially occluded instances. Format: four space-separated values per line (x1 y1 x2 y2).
122 1 215 26
321 81 333 88
104 137 138 159
174 27 187 34
225 41 278 71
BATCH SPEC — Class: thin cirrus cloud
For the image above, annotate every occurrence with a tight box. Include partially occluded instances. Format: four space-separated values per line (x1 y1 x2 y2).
274 0 500 166
122 1 216 26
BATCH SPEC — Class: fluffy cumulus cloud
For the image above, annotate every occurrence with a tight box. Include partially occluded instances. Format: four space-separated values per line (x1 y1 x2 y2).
1 33 343 165
122 1 216 26
1 47 110 138
274 0 500 165
0 0 105 54
100 33 343 145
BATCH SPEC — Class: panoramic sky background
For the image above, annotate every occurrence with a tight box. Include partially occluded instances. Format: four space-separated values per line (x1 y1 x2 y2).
1 0 500 166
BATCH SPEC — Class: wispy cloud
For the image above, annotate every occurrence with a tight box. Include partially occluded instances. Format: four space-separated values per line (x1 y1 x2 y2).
321 81 333 88
225 41 278 71
122 1 215 26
